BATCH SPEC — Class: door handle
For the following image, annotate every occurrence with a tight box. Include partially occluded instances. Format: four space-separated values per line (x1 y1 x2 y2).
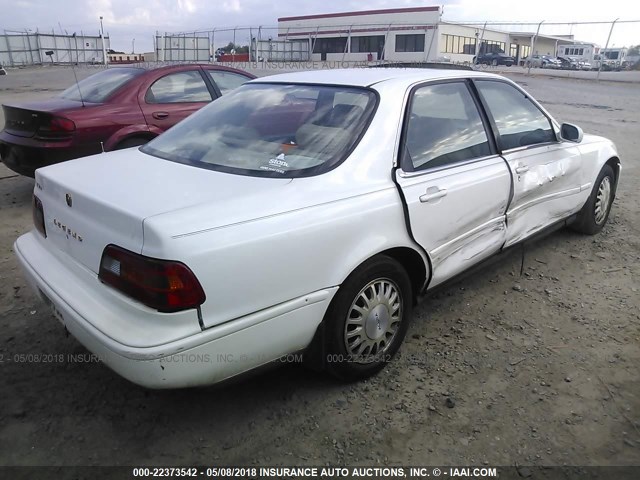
152 111 169 120
419 187 447 203
515 165 529 174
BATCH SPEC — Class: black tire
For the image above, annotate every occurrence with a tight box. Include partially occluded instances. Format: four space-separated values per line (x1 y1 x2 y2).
323 255 412 381
116 136 149 149
570 164 615 235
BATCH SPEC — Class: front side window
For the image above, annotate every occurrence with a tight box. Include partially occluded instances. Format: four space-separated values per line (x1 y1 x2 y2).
146 70 212 103
142 83 377 178
475 81 555 150
402 82 491 171
206 70 250 94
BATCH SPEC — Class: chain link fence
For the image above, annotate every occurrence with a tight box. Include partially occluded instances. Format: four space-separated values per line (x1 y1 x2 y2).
0 31 109 67
157 19 639 68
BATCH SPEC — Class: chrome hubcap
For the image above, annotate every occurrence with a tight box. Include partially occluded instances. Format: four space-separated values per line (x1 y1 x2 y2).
344 278 402 363
594 176 612 225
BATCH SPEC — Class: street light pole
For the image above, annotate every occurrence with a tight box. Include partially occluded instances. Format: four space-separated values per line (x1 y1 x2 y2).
99 16 107 66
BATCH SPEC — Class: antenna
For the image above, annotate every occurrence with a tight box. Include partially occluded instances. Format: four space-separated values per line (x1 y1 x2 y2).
71 66 85 108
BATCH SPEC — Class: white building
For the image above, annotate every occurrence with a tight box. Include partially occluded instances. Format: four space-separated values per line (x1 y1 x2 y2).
277 6 579 64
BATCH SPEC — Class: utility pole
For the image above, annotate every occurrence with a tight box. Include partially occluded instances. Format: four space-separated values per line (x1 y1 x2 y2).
597 18 619 82
527 20 544 75
99 16 107 66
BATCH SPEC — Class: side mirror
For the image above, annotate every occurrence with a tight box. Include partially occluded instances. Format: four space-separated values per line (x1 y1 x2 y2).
560 123 583 143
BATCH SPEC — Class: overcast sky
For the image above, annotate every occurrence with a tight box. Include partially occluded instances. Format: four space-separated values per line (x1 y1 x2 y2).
2 0 639 52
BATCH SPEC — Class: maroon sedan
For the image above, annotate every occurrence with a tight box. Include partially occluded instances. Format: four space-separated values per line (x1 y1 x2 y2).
0 64 255 176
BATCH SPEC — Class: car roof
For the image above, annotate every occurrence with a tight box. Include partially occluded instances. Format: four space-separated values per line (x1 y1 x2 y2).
251 68 504 88
112 62 253 74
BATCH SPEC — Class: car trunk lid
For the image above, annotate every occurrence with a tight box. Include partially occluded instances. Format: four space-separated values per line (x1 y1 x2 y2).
2 99 86 138
34 148 291 274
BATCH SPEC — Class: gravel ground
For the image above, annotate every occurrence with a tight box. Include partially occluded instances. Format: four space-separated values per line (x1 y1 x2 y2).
0 66 638 469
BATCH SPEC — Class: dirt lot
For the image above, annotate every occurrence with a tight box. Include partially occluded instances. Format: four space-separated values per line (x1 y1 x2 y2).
0 67 639 469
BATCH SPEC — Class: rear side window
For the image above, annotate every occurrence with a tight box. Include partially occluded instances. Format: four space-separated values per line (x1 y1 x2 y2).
475 81 555 150
402 82 491 171
146 71 212 103
59 68 143 103
206 70 251 94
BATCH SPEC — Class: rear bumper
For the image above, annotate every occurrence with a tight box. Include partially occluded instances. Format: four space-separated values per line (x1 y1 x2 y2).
0 136 100 177
14 231 334 388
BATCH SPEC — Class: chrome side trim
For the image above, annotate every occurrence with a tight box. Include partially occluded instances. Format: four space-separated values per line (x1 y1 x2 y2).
430 216 505 257
508 187 581 215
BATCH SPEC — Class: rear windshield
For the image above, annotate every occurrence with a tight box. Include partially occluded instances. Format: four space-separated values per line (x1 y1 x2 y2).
141 83 377 178
59 68 143 103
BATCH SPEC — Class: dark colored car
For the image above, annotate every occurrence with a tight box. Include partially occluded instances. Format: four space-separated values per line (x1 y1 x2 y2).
473 52 515 66
0 64 255 176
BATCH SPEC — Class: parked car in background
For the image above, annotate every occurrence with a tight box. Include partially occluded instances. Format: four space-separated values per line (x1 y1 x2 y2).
557 56 580 70
578 60 592 71
524 55 561 69
0 64 255 176
15 69 621 388
474 52 515 66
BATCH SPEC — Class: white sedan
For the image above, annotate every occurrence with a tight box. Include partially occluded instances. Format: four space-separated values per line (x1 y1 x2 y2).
15 69 620 388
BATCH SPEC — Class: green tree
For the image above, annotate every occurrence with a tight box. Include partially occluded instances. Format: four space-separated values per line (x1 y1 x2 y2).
628 45 640 56
221 42 249 54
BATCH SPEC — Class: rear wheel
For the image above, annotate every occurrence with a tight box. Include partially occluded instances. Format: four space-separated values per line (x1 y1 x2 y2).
323 255 412 381
571 164 615 235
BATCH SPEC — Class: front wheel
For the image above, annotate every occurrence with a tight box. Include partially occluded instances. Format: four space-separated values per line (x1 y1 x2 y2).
570 164 615 235
323 255 412 381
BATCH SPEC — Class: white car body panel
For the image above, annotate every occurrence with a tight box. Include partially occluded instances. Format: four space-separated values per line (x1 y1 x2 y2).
14 69 620 388
502 143 584 247
396 156 511 286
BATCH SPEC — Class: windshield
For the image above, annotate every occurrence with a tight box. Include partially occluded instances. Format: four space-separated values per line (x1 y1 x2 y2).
59 68 143 103
141 83 377 177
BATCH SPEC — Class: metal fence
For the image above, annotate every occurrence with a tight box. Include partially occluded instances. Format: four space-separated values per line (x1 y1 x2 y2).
252 39 310 61
160 19 639 66
154 34 210 62
0 31 109 66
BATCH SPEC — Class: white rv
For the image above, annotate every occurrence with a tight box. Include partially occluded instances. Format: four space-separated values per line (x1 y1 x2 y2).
556 43 598 70
594 48 628 71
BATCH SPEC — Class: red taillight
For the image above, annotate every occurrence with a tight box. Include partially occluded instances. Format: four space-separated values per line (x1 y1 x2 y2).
33 195 46 238
98 245 206 313
50 116 76 132
36 116 76 139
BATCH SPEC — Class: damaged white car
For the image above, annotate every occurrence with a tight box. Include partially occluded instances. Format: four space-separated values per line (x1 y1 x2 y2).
15 69 620 388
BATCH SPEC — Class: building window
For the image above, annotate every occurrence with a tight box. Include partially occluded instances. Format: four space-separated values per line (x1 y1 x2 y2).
352 35 385 53
395 34 425 53
442 34 476 54
313 37 347 54
510 43 518 58
520 45 530 58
